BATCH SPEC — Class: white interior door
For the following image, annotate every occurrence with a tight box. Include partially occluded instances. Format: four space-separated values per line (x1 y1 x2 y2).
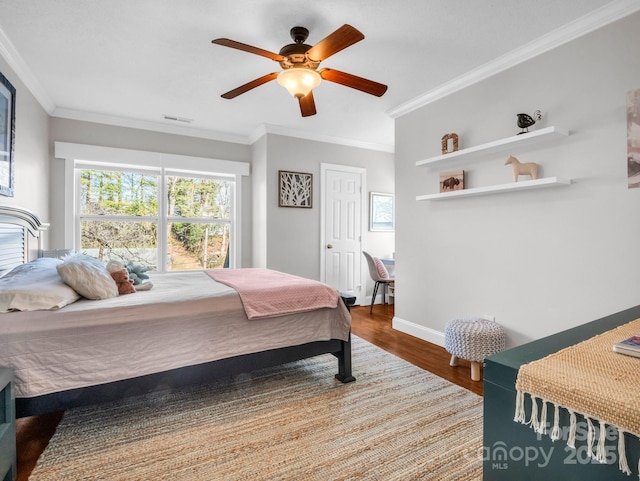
321 164 365 302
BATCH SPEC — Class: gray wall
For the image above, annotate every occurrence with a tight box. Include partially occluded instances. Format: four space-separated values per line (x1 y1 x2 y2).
394 12 640 347
258 133 394 290
0 55 50 231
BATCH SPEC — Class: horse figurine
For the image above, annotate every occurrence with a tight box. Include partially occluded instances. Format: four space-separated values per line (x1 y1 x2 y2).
505 155 538 182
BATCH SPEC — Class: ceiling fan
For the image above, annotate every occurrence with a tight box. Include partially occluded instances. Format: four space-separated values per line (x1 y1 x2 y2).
211 24 388 117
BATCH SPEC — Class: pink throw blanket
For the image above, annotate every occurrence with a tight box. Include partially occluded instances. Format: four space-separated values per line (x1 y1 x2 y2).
207 268 339 320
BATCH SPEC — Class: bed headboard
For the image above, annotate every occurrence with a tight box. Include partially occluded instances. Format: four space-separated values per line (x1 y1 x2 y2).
0 205 48 276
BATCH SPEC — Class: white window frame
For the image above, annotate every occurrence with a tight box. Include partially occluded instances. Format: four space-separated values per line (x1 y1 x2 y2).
55 142 250 270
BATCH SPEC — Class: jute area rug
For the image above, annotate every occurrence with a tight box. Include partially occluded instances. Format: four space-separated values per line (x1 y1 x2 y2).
29 336 483 481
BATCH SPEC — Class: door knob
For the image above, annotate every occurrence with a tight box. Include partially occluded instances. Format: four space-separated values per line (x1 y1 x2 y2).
327 244 333 249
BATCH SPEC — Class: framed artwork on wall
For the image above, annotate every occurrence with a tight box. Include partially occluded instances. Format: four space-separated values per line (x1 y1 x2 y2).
0 71 16 197
439 170 465 192
370 192 394 231
279 170 312 208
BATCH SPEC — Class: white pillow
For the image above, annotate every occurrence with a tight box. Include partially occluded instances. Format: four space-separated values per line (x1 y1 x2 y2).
57 254 118 300
0 257 81 312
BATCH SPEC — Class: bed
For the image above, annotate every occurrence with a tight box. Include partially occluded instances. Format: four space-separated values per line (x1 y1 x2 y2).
0 205 355 418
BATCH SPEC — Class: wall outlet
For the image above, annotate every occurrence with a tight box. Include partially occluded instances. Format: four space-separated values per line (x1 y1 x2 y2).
482 314 495 322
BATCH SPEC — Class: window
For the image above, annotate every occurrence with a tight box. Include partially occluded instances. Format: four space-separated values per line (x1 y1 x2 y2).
57 142 249 273
78 166 234 271
80 168 159 267
165 173 233 270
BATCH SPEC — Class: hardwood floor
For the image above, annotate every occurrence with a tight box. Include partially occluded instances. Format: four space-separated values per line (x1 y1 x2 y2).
14 303 482 481
350 304 483 396
15 412 63 481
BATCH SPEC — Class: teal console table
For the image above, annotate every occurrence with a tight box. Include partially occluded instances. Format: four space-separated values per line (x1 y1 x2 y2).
0 367 15 481
483 305 640 480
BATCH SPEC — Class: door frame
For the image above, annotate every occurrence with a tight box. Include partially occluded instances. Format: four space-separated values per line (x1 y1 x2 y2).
320 163 367 305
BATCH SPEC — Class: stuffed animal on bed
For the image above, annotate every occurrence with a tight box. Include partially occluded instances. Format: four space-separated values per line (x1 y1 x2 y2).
126 263 150 286
110 268 136 295
106 259 153 292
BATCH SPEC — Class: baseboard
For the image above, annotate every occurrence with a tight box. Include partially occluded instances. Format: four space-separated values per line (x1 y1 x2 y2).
359 296 394 308
392 316 445 347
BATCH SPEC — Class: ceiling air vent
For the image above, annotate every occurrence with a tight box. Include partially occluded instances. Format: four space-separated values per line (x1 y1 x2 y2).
163 115 193 123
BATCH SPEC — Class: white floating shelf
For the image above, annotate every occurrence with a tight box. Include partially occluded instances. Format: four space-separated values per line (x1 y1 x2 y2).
415 126 569 168
416 177 572 201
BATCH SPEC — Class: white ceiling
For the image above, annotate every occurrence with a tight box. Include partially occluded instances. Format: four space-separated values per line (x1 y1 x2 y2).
0 0 636 152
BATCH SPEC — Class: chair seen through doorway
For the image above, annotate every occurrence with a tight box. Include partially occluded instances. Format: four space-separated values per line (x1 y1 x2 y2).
362 251 394 314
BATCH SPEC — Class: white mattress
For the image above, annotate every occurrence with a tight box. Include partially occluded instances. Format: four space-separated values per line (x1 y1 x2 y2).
0 272 351 398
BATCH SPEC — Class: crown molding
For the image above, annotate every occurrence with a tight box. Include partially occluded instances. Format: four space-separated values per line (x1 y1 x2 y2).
250 124 395 153
51 110 394 152
0 25 56 113
52 108 251 145
387 0 640 119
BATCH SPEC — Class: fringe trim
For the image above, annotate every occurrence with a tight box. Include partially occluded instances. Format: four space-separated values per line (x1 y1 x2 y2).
567 410 577 449
530 396 539 431
514 390 526 423
596 420 607 463
514 390 638 477
586 417 595 458
550 404 561 441
618 429 632 475
538 400 548 435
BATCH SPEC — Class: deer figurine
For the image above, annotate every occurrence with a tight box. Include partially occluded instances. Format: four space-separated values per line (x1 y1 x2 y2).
505 155 538 182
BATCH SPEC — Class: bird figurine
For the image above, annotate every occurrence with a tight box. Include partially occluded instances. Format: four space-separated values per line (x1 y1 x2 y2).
516 110 541 135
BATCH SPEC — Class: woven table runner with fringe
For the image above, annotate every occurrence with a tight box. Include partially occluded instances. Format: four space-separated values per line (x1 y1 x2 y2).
515 318 640 478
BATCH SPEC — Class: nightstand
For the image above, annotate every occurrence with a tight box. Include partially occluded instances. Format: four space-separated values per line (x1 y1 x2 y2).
0 367 15 481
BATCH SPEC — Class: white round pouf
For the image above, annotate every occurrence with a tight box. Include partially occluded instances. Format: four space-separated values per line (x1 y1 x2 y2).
444 317 506 381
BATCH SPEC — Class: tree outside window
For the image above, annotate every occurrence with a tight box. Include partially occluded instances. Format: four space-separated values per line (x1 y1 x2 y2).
79 168 233 271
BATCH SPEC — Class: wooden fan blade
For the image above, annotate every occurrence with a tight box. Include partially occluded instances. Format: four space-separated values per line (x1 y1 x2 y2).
221 72 279 99
306 24 364 62
212 38 284 62
298 91 317 117
319 69 387 97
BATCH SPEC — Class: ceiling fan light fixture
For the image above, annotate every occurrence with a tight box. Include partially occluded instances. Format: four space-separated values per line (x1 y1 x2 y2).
277 68 321 98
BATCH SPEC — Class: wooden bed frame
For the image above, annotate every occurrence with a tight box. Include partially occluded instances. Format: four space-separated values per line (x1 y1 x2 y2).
0 205 356 418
